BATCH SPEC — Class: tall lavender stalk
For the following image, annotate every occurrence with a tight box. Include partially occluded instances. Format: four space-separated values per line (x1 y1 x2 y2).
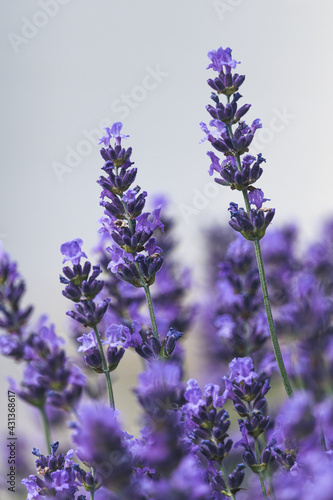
96 123 183 360
201 47 293 398
60 239 115 408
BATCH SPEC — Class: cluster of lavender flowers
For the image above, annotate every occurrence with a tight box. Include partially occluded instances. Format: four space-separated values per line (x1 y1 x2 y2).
0 47 332 500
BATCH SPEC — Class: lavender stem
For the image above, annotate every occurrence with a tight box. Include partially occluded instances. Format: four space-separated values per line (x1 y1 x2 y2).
254 438 269 500
221 462 236 500
93 325 115 409
40 406 51 451
252 235 294 399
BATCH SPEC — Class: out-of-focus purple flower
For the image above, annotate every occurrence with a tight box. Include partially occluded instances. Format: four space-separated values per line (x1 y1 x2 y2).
0 334 24 359
8 318 85 412
141 407 185 475
0 245 33 345
182 379 232 465
135 361 184 416
141 455 211 499
272 449 333 500
275 391 316 448
223 357 271 437
72 404 133 490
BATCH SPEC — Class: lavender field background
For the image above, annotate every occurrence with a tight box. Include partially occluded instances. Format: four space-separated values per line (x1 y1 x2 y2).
1 1 333 498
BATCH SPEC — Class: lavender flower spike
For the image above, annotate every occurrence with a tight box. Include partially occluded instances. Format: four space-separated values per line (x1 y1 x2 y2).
202 47 294 398
98 122 163 341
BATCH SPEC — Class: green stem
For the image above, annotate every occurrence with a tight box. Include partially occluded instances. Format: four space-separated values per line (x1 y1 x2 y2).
132 261 160 340
143 283 159 340
93 325 115 409
227 119 293 399
221 462 236 500
90 468 95 500
320 427 327 451
265 461 276 500
254 438 269 500
252 235 294 399
40 406 51 451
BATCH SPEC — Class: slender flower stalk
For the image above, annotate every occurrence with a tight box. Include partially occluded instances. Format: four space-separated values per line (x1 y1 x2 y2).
60 239 115 405
265 461 276 500
40 406 51 451
254 438 269 500
142 281 159 340
93 325 115 409
201 47 293 398
221 462 236 500
232 124 293 397
253 240 293 398
90 468 96 500
97 123 185 358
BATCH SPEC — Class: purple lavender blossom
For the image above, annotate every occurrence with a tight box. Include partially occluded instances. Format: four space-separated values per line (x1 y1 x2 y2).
182 379 232 464
98 123 164 291
104 321 142 349
202 119 262 157
72 404 133 490
207 47 240 72
206 47 245 96
61 238 87 266
141 455 211 499
272 449 333 500
98 122 130 148
223 357 270 436
8 318 85 412
60 240 110 327
274 391 316 449
201 231 272 379
0 245 33 352
228 201 275 240
22 442 86 499
135 360 184 416
210 153 265 191
74 200 190 368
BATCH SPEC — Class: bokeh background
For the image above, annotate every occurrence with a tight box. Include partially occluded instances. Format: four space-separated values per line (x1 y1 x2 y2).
1 0 333 495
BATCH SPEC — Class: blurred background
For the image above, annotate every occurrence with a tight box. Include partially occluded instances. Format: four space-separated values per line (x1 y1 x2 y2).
1 0 333 495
